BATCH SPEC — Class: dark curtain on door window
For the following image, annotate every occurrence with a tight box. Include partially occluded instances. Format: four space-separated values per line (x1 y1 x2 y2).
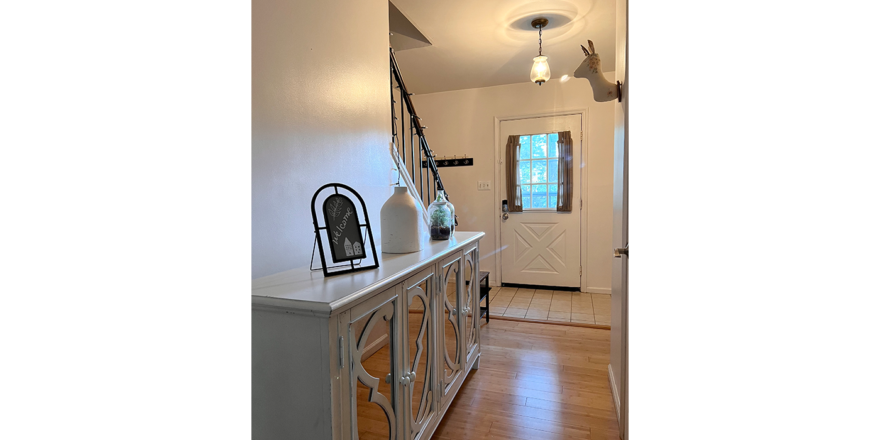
505 135 523 212
557 131 573 212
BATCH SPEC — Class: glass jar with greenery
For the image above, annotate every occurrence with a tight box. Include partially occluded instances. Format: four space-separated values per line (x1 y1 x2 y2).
437 190 455 234
427 195 453 240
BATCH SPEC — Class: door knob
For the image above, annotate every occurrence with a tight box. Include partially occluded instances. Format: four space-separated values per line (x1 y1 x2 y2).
614 246 628 258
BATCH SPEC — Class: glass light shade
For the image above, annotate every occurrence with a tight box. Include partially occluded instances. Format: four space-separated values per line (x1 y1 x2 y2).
530 56 551 85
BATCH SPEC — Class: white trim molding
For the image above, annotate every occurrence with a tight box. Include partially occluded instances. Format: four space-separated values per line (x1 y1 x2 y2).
608 363 621 424
586 287 612 294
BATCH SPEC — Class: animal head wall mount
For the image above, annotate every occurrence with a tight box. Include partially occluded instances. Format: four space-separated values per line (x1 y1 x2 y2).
573 40 621 103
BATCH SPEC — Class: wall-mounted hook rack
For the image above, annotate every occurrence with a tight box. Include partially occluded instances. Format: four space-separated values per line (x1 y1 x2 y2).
422 154 474 168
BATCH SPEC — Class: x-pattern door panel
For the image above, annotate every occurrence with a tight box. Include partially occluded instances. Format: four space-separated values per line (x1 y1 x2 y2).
504 216 579 286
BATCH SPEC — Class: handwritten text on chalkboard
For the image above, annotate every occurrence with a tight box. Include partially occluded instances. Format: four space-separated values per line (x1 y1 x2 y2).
323 194 366 262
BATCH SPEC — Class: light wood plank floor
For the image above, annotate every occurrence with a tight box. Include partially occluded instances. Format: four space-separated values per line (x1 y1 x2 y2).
355 298 618 439
431 320 620 440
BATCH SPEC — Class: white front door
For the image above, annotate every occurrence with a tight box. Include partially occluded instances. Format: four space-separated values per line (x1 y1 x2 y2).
499 114 582 288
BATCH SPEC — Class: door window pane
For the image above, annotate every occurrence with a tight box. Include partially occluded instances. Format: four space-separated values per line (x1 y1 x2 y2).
549 133 558 158
531 160 548 183
531 134 547 158
532 184 547 208
550 195 558 209
521 185 531 195
549 159 558 183
522 195 531 209
518 161 530 184
532 194 547 209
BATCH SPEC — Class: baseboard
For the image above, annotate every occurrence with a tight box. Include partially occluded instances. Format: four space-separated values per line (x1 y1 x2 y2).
362 333 389 360
587 287 612 294
502 282 579 292
608 364 621 425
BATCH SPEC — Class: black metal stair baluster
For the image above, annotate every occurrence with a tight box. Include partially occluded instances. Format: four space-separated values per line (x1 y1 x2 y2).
390 58 395 154
417 116 423 203
390 67 401 176
397 83 412 171
409 108 414 188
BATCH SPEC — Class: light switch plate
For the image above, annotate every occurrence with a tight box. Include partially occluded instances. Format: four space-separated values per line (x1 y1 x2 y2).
478 181 491 190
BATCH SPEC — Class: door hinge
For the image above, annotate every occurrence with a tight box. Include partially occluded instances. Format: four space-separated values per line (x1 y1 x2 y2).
579 266 582 277
580 131 584 141
580 199 583 209
338 336 344 369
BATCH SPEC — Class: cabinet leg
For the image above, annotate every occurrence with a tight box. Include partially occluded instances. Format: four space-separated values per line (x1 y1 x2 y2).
471 355 480 370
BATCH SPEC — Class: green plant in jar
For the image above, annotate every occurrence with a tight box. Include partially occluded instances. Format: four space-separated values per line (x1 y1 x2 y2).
428 194 452 240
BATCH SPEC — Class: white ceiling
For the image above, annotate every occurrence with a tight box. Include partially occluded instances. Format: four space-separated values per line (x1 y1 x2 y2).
390 0 616 95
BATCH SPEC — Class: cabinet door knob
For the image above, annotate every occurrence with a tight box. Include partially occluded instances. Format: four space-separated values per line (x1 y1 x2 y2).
409 371 416 381
400 376 411 386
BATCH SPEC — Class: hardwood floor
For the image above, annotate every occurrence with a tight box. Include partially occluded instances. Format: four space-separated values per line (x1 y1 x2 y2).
354 289 618 440
431 320 620 440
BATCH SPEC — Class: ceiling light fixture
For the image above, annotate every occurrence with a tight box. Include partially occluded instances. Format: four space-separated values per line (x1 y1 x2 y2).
530 18 550 86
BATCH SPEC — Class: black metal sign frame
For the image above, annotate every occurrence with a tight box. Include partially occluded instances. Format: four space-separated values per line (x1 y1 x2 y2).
310 183 379 277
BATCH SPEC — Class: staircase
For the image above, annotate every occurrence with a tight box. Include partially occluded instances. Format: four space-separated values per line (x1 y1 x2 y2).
389 48 451 223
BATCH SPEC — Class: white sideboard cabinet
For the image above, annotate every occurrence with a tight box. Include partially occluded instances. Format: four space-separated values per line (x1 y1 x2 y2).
252 232 484 440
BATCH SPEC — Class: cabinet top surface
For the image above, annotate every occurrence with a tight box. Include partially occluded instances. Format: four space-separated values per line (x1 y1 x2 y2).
252 231 484 315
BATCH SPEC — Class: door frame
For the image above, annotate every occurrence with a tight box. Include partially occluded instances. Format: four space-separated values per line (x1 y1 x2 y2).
493 109 589 292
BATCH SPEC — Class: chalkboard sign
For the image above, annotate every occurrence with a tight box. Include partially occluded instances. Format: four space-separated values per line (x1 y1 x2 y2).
323 194 366 262
310 183 379 277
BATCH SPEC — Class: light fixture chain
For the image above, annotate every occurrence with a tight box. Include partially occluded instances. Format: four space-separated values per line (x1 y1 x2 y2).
538 25 543 56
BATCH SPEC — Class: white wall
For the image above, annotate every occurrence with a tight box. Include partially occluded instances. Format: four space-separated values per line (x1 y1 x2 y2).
252 0 393 278
411 78 616 292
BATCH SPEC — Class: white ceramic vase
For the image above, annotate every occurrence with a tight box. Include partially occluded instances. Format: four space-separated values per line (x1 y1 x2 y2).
380 186 423 254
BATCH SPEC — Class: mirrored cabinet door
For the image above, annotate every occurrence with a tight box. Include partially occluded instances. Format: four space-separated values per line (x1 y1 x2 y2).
402 268 437 440
348 288 402 440
463 246 480 361
438 254 463 405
